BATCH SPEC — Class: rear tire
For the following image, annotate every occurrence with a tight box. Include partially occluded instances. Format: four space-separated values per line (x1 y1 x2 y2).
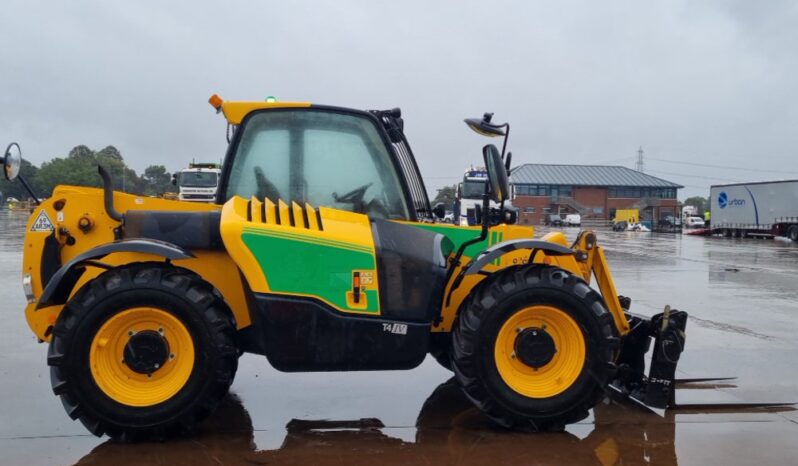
452 265 617 431
48 263 238 439
788 225 798 242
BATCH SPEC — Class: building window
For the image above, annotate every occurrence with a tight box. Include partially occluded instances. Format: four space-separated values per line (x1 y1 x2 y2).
609 187 640 198
608 186 677 199
524 207 535 213
542 207 552 214
559 186 572 197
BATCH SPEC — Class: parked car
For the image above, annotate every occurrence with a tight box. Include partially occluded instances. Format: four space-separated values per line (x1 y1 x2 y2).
563 214 581 226
685 216 705 229
545 213 564 226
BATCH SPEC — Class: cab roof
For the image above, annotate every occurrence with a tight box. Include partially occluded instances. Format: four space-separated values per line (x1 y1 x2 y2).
209 94 311 125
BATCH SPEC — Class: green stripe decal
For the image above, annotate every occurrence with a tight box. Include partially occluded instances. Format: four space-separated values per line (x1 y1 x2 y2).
242 231 379 313
243 227 372 254
412 224 497 259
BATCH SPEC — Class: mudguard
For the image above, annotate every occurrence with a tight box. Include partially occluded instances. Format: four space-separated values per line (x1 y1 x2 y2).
463 239 573 276
445 239 574 306
36 238 194 309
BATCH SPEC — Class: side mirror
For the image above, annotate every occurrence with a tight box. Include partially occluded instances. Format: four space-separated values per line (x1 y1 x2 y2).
3 143 22 181
483 144 510 203
432 202 446 219
505 151 512 172
464 113 506 137
171 173 178 185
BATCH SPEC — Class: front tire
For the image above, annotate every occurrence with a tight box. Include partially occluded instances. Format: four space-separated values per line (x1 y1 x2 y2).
452 265 617 431
48 263 238 439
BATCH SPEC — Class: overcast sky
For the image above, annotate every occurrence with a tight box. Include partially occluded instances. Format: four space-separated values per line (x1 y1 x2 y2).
1 0 796 199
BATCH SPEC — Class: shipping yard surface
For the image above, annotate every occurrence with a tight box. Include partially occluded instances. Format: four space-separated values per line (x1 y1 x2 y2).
1 210 796 465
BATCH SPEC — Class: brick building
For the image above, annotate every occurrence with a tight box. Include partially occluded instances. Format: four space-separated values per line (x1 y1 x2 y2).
510 164 682 225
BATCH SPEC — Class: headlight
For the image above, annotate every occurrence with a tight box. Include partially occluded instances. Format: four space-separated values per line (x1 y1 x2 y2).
22 273 34 303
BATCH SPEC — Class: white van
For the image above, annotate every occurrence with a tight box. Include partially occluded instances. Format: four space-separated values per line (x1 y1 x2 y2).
685 216 705 228
563 214 581 226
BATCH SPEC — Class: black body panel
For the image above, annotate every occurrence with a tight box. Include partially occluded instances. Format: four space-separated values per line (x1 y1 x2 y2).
123 211 223 250
40 230 61 288
252 294 430 372
371 219 448 323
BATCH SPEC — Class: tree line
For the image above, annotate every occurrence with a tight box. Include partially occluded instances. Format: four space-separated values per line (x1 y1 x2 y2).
0 145 174 201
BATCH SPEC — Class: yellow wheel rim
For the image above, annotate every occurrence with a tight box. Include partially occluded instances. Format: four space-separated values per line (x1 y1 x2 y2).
89 307 195 407
494 305 586 398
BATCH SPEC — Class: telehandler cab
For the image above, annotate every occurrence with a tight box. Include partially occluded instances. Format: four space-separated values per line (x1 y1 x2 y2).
5 96 691 439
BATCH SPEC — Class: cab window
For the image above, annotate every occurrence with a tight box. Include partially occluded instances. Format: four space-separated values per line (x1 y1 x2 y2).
225 110 410 220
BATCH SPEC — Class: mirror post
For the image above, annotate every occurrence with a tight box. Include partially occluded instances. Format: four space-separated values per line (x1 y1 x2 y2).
17 176 41 205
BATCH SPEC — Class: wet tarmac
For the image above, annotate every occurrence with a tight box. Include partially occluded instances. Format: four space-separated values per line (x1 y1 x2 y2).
1 209 797 465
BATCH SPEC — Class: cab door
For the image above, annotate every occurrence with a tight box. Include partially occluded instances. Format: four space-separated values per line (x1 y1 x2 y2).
217 107 433 371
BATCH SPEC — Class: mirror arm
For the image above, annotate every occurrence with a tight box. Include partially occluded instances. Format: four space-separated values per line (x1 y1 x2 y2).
480 191 491 235
498 126 510 220
17 175 41 205
500 123 511 160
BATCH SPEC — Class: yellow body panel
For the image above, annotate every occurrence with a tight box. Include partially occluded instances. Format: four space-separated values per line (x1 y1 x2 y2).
220 196 381 314
220 100 311 125
23 185 630 342
23 186 251 342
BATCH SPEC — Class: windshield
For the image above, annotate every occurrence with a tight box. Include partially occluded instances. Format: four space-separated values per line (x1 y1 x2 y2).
181 171 218 188
225 110 410 219
461 180 485 199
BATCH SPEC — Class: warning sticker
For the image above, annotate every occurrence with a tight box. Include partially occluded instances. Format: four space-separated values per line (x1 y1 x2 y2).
358 271 374 287
31 210 54 232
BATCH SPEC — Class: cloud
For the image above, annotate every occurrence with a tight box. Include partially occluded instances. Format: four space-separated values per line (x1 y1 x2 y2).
1 0 796 198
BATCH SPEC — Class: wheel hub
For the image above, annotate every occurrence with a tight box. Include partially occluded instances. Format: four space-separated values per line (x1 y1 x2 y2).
123 330 170 374
515 327 556 369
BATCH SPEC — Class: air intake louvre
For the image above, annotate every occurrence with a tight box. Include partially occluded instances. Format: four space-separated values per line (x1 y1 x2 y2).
246 197 323 231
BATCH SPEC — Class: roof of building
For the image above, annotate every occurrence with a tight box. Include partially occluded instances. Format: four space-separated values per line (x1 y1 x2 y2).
510 164 683 188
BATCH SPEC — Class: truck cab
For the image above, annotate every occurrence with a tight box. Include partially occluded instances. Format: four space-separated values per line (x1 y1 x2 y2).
176 163 222 202
455 168 513 226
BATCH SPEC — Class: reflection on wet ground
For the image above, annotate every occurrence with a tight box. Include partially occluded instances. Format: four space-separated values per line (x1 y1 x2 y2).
72 381 686 466
1 211 797 465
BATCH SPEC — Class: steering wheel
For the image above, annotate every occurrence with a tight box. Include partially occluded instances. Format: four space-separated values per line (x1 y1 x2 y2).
332 182 373 204
254 167 281 202
332 182 378 216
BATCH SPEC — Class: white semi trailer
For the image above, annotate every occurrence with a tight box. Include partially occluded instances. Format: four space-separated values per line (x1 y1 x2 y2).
710 180 798 240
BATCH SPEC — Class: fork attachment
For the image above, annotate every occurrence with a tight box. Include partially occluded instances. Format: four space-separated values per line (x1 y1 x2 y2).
613 307 688 409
